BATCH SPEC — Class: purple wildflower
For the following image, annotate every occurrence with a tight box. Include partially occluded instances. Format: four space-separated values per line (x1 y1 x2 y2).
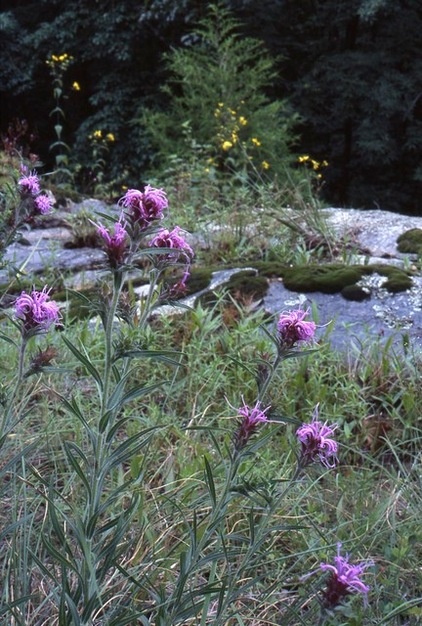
34 194 53 215
296 406 338 468
15 287 61 334
96 220 129 267
234 399 270 451
149 227 194 262
18 172 41 196
320 543 372 608
142 184 168 219
119 185 168 229
277 308 316 348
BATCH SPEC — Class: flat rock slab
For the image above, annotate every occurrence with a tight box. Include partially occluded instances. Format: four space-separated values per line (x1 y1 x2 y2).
263 276 422 357
1 201 421 358
323 207 422 258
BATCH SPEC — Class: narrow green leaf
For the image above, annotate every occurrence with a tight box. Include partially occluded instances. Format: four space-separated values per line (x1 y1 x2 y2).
103 427 160 471
119 380 169 407
0 332 17 346
63 441 91 495
203 456 216 506
64 592 81 626
62 335 103 391
114 348 184 367
0 595 34 618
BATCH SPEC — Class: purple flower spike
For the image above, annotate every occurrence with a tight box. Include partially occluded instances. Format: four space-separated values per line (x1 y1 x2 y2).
15 286 61 334
296 405 338 468
320 543 373 608
34 194 53 215
234 399 270 452
142 184 168 219
119 185 168 229
149 227 194 262
18 172 41 196
277 308 316 348
97 220 129 268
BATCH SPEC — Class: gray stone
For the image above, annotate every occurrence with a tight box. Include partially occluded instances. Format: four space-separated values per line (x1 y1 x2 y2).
1 200 422 357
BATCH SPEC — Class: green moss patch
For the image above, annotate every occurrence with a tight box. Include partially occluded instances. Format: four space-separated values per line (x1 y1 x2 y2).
397 228 422 255
225 270 269 299
283 263 412 298
183 267 214 295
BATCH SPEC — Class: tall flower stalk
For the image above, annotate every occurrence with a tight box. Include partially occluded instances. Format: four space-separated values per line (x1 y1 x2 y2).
1 287 61 440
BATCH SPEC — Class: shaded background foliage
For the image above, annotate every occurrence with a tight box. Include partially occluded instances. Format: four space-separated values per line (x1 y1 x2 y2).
0 0 421 213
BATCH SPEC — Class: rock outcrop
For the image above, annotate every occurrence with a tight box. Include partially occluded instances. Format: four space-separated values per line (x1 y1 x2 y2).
1 200 421 356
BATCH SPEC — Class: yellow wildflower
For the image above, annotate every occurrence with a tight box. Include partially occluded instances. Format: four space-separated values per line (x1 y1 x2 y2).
251 137 261 147
222 140 233 151
72 81 81 91
231 131 239 144
93 130 102 139
238 116 248 126
106 133 115 142
261 160 270 170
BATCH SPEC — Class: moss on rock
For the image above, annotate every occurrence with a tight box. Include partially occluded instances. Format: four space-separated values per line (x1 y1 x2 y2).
283 263 412 298
226 270 269 299
396 228 422 255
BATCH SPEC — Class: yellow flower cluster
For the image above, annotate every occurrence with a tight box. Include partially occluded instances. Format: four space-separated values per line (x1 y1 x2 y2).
212 102 270 172
72 81 81 91
298 155 328 179
88 130 116 143
298 155 328 170
215 102 248 152
46 53 74 68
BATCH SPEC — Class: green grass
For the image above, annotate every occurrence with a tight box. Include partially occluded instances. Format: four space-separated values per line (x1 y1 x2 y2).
1 170 421 625
1 294 421 625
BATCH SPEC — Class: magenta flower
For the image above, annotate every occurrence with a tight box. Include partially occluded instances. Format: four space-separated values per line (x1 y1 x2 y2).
119 185 168 229
18 172 40 196
15 287 61 334
149 227 194 262
96 220 129 267
320 543 373 608
142 184 168 218
296 406 338 468
34 194 53 215
234 399 270 451
18 172 41 196
277 308 316 348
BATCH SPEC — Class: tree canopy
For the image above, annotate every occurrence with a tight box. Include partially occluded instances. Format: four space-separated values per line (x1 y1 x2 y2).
0 0 421 213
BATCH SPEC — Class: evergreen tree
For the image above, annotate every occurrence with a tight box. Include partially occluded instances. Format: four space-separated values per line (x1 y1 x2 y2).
140 3 298 182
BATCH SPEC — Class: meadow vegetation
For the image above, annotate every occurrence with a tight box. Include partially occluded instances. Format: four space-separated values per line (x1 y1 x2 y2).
0 4 421 623
0 154 421 626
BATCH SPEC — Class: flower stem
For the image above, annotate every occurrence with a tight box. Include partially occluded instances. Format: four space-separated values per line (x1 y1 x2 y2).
101 270 124 418
1 336 28 439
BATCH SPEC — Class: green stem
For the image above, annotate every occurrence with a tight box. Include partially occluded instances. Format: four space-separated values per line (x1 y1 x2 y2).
101 270 124 418
137 268 161 328
1 336 28 439
257 352 282 403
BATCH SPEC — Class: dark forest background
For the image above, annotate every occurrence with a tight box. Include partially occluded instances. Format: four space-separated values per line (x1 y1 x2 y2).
1 0 421 214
